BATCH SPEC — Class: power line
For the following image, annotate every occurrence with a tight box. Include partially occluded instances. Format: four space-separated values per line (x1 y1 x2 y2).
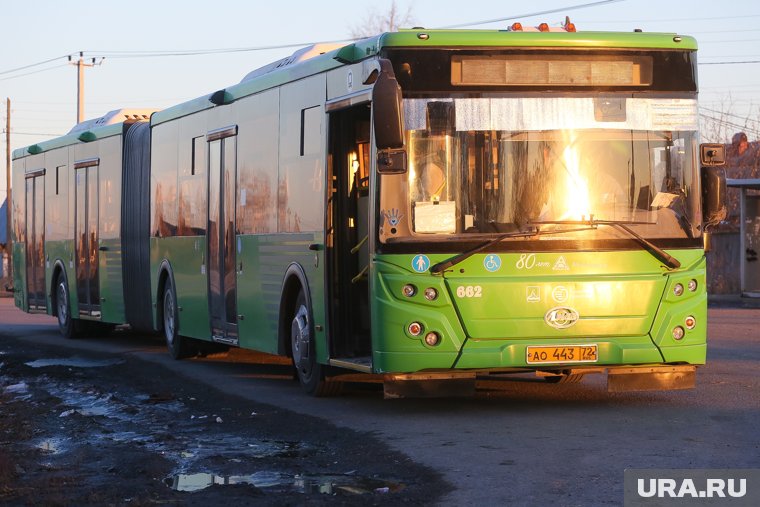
81 39 354 59
700 60 760 65
701 106 759 121
580 13 760 24
699 38 760 44
0 39 352 80
10 131 64 137
699 113 760 138
0 64 68 82
0 55 69 76
438 0 626 29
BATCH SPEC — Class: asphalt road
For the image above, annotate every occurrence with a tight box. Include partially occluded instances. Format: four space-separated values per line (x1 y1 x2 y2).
1 298 758 506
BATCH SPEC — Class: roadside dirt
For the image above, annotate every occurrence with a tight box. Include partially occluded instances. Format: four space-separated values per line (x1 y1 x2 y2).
0 333 450 506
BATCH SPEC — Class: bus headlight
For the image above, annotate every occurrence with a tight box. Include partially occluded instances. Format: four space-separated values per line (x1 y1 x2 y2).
672 326 685 340
688 279 698 292
402 284 417 297
424 287 438 301
673 283 684 297
408 322 423 336
424 332 441 346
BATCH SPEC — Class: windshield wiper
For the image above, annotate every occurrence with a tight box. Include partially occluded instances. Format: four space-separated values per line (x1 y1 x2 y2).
529 218 681 270
429 226 594 274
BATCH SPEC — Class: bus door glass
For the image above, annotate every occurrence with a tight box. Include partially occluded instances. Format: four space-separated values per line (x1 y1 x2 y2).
206 127 238 342
24 170 45 310
74 159 100 316
326 104 372 357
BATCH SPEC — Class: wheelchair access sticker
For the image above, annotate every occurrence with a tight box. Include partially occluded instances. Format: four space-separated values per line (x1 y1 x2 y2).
483 254 502 272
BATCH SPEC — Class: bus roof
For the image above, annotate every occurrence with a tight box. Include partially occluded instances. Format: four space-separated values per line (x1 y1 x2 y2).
151 29 696 127
13 109 155 159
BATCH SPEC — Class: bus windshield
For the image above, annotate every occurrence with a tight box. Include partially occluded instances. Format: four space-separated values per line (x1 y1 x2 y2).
380 96 700 243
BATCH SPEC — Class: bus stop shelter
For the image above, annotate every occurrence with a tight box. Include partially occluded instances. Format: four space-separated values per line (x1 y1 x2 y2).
727 179 760 297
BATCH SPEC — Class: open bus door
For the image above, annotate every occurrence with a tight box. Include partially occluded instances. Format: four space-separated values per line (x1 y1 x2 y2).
326 103 373 365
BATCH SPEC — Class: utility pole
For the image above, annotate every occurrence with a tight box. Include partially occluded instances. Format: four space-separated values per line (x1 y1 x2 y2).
68 52 104 124
5 97 11 282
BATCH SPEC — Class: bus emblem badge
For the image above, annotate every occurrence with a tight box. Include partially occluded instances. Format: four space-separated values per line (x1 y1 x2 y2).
544 307 580 329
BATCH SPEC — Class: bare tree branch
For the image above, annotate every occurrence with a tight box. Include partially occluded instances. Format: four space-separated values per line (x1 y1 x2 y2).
350 0 416 39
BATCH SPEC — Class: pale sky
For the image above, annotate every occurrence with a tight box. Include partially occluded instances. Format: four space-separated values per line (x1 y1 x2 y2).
3 0 760 202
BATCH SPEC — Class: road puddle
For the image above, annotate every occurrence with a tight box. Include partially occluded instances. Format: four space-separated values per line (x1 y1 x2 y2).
25 357 125 369
166 471 402 495
35 437 68 455
2 381 32 400
175 437 304 461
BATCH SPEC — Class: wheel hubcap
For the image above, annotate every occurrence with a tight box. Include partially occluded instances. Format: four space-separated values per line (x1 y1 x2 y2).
164 291 175 344
57 283 68 327
291 304 312 379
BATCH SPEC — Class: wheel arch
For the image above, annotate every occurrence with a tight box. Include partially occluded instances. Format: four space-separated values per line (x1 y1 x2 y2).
278 262 312 357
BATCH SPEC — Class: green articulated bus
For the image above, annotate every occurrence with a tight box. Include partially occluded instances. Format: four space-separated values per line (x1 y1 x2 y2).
11 24 727 396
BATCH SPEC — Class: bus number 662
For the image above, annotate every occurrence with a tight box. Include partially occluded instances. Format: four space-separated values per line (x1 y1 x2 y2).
456 286 482 298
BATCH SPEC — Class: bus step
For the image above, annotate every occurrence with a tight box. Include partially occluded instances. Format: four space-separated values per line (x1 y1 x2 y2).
329 356 372 373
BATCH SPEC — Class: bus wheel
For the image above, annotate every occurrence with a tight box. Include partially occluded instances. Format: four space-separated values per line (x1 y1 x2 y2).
55 275 76 339
544 372 585 384
163 280 191 359
290 290 340 396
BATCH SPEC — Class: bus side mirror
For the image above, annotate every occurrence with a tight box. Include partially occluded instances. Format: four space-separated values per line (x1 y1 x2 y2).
700 143 727 230
373 59 404 151
701 165 727 230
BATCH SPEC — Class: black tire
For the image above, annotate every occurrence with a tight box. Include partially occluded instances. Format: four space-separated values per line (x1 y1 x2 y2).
290 290 341 396
55 274 77 339
163 279 192 359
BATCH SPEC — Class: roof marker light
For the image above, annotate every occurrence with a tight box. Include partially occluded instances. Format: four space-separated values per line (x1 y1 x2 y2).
563 16 576 32
510 22 523 31
538 22 550 32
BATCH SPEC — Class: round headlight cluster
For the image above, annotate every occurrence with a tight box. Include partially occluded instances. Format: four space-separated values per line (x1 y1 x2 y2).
424 332 441 346
672 326 685 340
673 279 699 297
408 322 423 336
424 287 438 301
402 284 417 297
